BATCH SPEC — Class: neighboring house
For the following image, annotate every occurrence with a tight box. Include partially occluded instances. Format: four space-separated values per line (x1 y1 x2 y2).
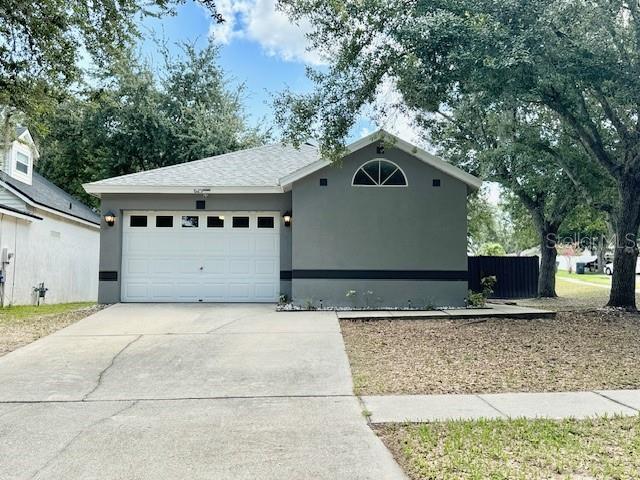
84 130 481 307
0 127 100 306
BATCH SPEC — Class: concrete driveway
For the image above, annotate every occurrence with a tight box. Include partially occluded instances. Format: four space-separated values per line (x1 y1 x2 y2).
0 304 405 479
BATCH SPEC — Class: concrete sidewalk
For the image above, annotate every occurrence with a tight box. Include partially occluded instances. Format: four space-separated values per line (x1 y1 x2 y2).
361 390 640 423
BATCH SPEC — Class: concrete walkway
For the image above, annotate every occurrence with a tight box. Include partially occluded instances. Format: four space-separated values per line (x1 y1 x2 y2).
337 302 554 320
0 304 406 480
361 390 640 423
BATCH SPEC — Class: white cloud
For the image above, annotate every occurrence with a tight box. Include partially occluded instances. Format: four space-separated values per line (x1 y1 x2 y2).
358 125 373 138
209 0 325 65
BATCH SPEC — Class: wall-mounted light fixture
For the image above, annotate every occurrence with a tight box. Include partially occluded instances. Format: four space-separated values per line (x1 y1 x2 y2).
283 211 292 227
104 211 116 227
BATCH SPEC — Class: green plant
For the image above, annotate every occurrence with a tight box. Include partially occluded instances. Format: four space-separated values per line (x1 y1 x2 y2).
478 242 507 256
303 299 316 311
278 294 288 305
481 276 497 297
467 290 487 308
468 275 497 307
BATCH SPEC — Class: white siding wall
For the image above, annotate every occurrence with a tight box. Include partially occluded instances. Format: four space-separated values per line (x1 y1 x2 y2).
0 209 99 305
0 187 26 210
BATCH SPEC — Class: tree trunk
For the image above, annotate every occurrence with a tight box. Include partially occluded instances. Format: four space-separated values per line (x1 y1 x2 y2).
538 222 559 297
595 234 606 274
608 179 640 310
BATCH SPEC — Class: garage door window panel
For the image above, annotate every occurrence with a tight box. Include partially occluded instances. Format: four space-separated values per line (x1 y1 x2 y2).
156 216 173 228
182 216 199 228
130 215 148 227
257 216 274 228
207 216 224 228
233 216 250 228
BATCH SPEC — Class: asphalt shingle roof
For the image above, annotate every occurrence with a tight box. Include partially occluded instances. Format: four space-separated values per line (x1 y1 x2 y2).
0 171 100 224
88 143 320 188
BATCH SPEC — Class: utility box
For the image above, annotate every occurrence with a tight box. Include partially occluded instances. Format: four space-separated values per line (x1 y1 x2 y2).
576 262 586 274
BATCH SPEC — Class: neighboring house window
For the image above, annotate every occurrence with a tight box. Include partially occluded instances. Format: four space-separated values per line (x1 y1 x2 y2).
352 159 407 186
16 151 29 174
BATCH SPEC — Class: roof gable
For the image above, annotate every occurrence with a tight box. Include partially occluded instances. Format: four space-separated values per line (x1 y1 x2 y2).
279 129 481 191
14 127 39 158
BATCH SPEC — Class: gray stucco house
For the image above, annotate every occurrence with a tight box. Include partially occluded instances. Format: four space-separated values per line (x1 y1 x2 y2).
84 130 481 307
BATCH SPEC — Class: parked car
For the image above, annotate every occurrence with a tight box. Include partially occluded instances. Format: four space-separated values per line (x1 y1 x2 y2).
604 261 640 275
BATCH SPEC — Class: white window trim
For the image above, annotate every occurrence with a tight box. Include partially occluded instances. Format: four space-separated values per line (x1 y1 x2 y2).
11 143 32 184
351 159 408 187
15 150 30 175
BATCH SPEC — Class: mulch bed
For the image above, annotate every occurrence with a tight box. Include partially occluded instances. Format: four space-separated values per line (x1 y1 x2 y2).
341 309 640 395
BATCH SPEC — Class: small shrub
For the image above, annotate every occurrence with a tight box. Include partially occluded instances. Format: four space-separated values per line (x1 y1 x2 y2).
467 290 486 307
467 275 497 307
481 275 497 296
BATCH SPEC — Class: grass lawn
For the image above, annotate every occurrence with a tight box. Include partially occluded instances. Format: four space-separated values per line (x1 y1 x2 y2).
0 302 101 356
517 272 640 311
0 302 95 320
377 416 640 480
341 309 640 395
557 269 612 286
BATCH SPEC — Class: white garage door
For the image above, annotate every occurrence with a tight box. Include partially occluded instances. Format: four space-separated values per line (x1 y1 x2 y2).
121 211 280 302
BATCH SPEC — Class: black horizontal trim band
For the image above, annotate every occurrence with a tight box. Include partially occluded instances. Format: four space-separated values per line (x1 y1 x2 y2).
280 271 292 280
288 270 468 281
0 203 43 220
99 271 118 281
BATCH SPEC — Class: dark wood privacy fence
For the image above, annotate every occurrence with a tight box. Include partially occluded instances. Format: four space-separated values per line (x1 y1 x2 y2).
468 256 539 299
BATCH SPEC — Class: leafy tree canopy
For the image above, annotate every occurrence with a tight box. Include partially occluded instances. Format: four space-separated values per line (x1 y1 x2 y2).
467 191 500 254
34 43 266 206
0 0 221 119
477 242 507 257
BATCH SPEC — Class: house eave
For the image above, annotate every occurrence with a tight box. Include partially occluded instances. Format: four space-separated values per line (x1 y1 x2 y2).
0 205 42 222
82 184 286 197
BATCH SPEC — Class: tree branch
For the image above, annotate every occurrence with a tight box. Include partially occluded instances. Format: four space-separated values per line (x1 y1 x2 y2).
591 87 633 145
544 88 621 178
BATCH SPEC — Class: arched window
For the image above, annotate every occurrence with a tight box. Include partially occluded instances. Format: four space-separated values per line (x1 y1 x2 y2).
352 159 407 187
